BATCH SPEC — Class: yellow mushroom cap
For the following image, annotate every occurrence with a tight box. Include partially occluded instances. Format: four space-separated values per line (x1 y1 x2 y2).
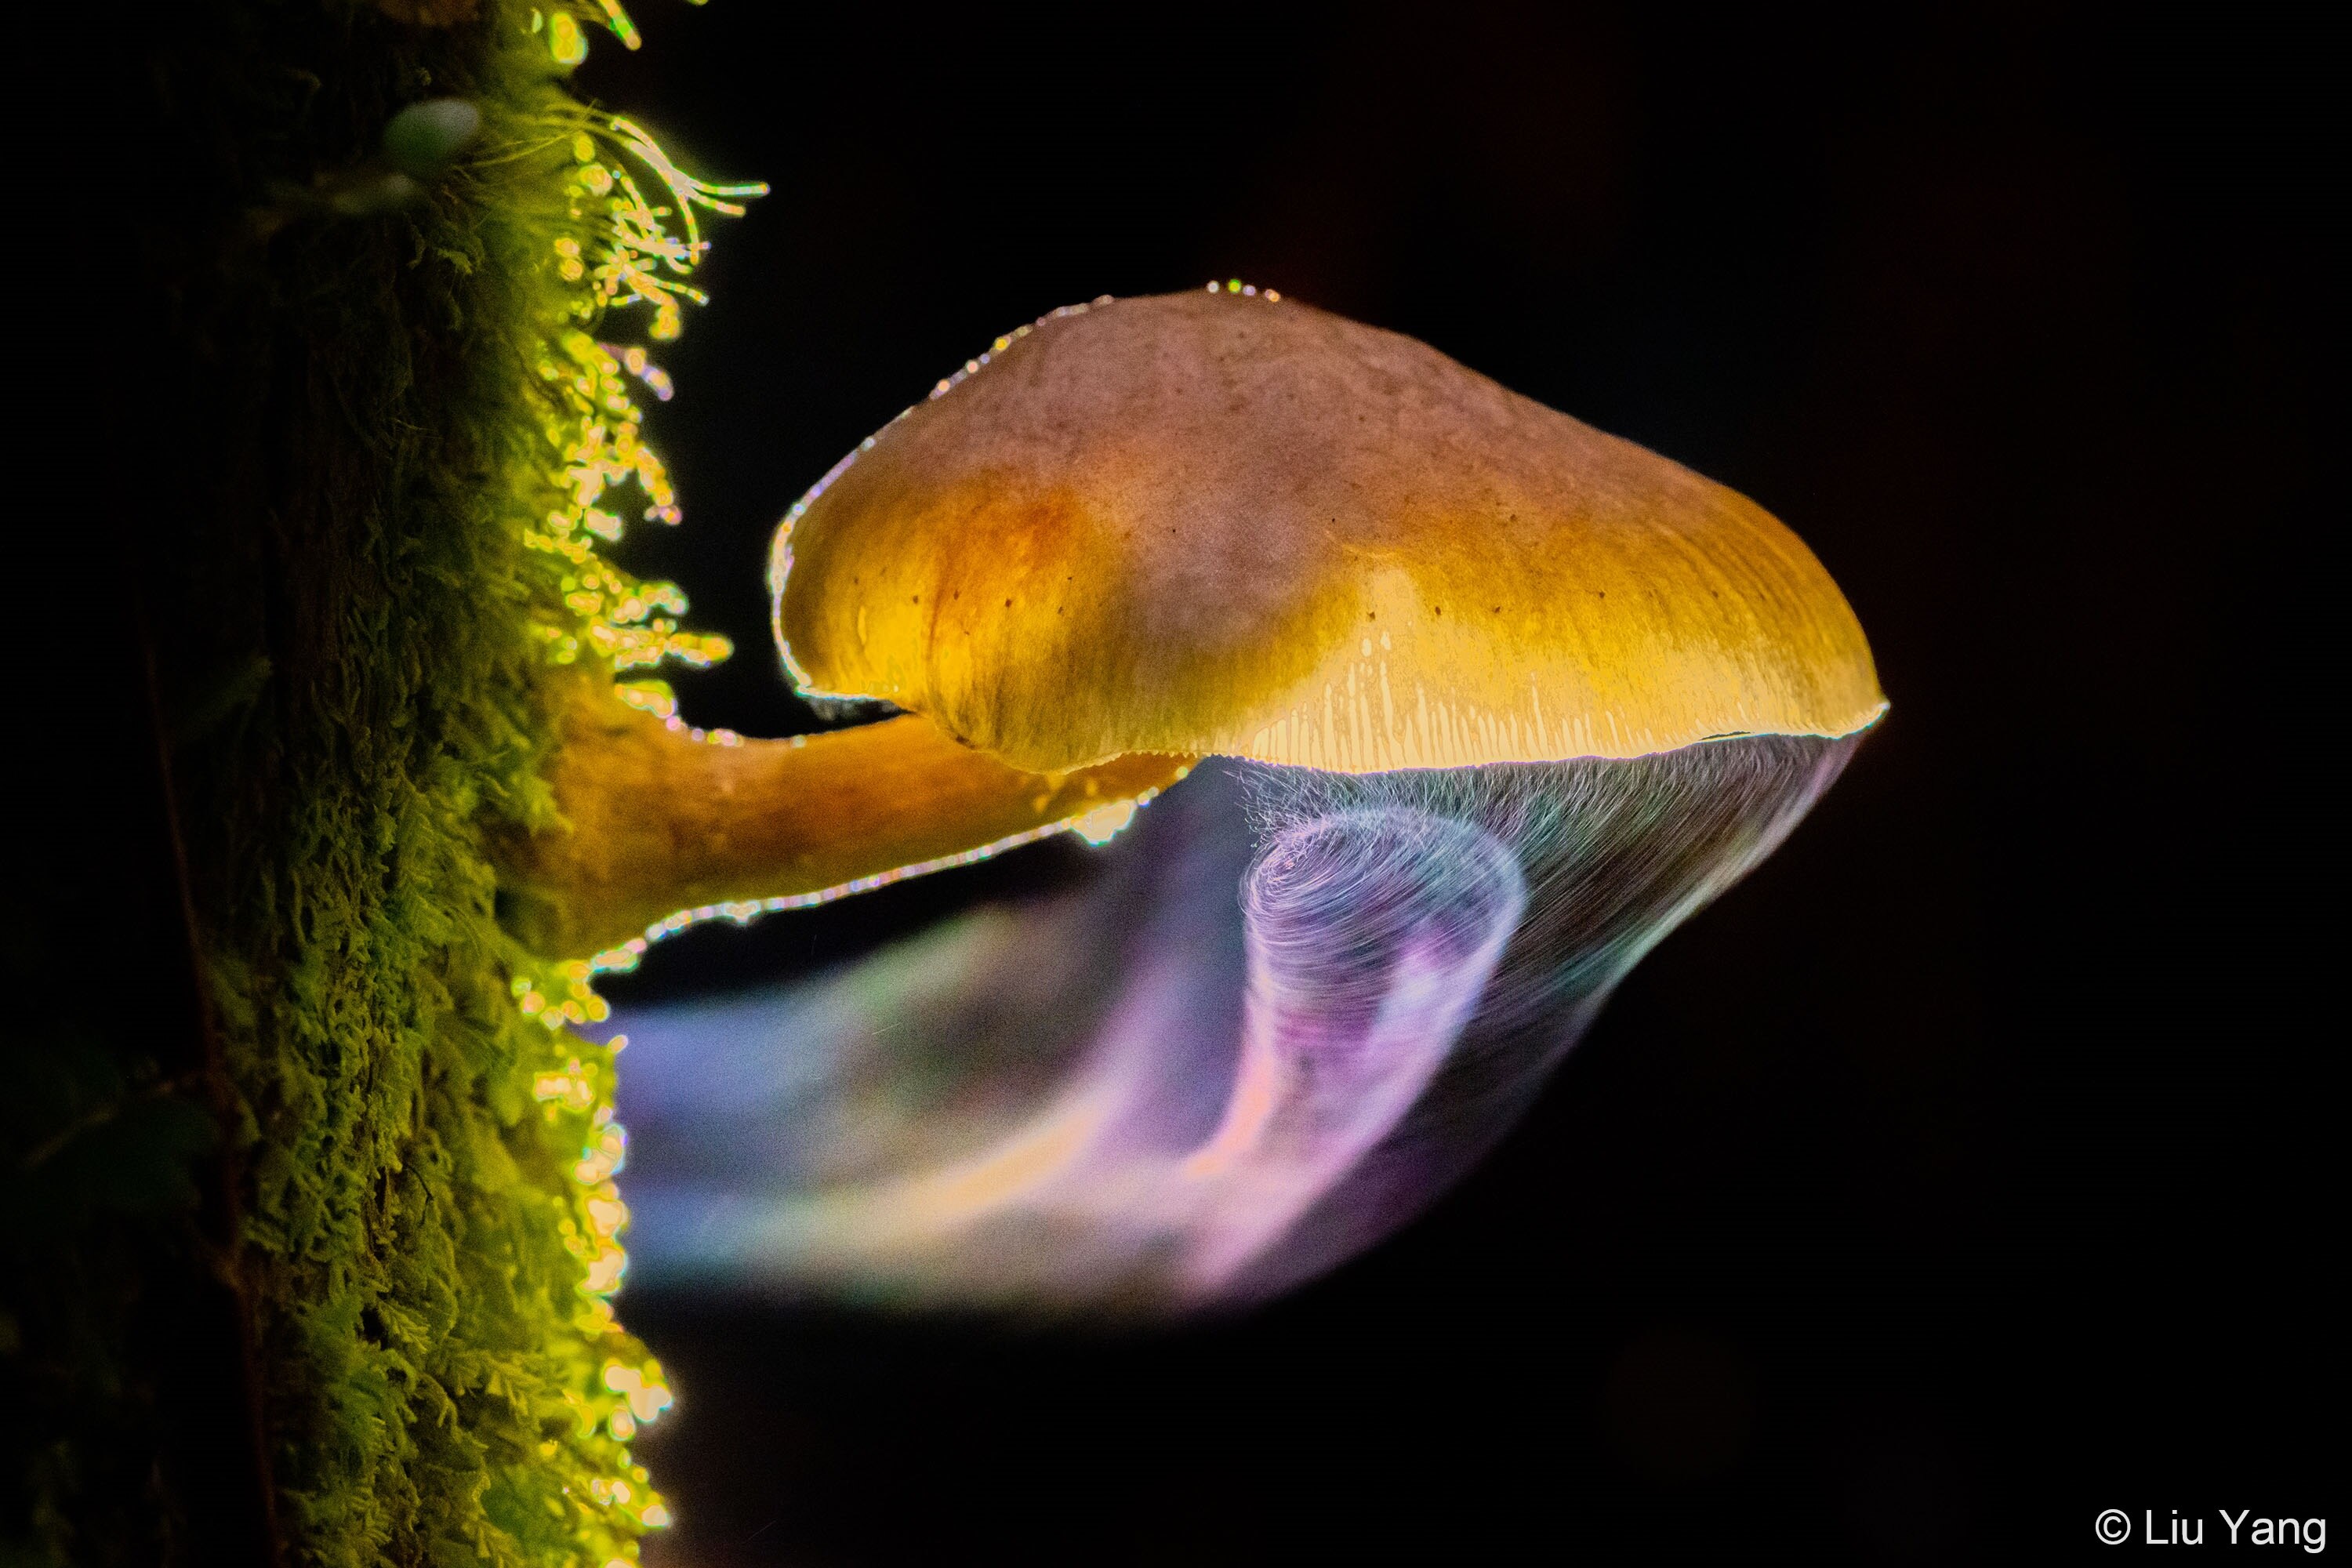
774 289 1885 775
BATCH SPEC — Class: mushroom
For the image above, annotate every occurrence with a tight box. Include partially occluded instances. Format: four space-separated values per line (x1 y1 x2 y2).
551 288 1885 1312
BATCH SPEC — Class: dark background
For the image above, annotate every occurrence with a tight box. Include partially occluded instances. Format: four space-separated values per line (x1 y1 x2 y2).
572 4 2336 1563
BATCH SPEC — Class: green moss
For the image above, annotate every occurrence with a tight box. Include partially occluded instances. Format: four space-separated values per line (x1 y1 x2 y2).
9 2 731 1563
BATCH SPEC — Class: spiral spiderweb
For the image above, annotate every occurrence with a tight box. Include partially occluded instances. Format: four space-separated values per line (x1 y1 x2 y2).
604 734 1857 1315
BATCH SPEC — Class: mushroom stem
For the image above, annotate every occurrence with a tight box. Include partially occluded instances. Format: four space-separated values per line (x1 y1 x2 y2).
500 687 1192 958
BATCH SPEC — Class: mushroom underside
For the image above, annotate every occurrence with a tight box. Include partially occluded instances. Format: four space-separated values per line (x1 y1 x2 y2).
601 729 1859 1316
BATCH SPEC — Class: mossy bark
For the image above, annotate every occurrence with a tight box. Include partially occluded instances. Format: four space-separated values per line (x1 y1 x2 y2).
11 4 670 1563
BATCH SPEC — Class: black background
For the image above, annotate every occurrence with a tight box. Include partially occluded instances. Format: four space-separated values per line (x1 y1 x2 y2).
570 5 2336 1563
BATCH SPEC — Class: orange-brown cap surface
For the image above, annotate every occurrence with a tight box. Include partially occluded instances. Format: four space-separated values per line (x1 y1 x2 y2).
774 290 1885 775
